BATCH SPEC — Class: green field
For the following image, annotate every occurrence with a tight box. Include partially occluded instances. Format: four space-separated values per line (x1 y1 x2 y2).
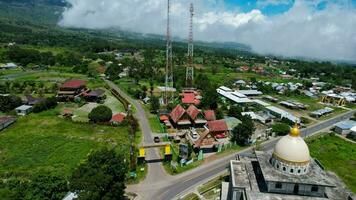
307 134 356 193
72 91 125 122
0 108 131 178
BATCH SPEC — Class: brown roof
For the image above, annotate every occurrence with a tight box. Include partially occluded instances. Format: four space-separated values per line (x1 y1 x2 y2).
0 116 16 124
207 120 228 132
204 110 216 121
170 105 186 123
87 89 105 97
186 105 201 120
194 129 210 147
61 79 86 89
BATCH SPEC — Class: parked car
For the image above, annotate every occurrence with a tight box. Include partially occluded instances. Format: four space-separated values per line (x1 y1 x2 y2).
154 136 160 143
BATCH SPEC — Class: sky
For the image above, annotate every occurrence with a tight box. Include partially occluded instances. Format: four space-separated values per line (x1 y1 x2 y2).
59 0 356 62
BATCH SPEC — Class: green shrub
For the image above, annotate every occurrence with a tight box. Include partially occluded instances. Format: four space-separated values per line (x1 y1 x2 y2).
272 123 290 136
88 105 112 123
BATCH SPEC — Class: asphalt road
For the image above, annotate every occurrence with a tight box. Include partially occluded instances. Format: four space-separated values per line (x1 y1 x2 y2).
104 80 170 184
105 79 355 200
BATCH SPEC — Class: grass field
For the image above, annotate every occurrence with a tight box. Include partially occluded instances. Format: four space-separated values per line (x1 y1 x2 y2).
0 108 132 178
307 134 356 193
72 90 125 122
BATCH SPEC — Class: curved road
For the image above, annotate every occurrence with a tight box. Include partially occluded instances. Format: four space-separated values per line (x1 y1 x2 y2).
105 79 355 200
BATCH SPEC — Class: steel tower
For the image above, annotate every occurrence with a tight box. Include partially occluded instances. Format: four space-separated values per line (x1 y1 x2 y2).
186 3 194 87
164 0 174 104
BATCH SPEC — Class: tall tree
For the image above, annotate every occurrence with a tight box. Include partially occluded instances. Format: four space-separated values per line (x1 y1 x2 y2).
150 96 160 113
69 149 128 200
231 115 255 145
228 105 243 120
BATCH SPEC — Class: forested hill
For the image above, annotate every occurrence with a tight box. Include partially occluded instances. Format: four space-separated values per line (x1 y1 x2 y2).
0 0 66 25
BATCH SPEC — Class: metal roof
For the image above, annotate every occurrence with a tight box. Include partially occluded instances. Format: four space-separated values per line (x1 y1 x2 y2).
334 120 356 130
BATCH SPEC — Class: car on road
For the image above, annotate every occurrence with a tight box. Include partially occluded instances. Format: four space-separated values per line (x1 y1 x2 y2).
154 136 160 143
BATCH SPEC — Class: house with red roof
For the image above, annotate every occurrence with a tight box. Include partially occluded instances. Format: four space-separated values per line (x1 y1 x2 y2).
181 90 201 105
207 120 229 139
57 79 87 101
169 105 191 129
186 105 207 127
111 113 127 125
204 110 216 121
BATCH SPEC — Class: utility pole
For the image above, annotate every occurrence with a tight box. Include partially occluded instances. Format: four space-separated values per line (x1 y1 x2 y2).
186 3 194 88
165 0 174 104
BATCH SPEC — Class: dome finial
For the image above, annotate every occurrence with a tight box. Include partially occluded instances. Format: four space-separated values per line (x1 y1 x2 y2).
289 123 300 137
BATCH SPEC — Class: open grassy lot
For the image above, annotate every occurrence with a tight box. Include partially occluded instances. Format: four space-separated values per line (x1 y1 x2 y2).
0 108 131 178
307 134 356 193
72 90 125 122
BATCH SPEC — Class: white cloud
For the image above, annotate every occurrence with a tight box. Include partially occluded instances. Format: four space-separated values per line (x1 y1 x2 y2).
256 0 293 8
59 0 356 61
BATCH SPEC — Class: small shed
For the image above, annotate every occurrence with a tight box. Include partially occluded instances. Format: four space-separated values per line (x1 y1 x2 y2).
15 105 33 116
110 113 127 125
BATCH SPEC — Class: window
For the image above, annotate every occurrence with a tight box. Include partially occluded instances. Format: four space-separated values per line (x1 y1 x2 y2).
275 182 282 189
298 169 301 174
290 169 294 173
283 167 286 171
311 185 318 192
277 164 279 169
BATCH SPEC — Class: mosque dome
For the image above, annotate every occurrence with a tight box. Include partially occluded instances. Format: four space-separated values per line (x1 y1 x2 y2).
271 125 310 175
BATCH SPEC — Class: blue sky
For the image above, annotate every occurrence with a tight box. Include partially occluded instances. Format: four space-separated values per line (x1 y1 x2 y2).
225 0 356 16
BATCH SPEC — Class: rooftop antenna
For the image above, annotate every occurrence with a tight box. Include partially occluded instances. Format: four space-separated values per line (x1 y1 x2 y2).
186 3 194 87
165 0 174 105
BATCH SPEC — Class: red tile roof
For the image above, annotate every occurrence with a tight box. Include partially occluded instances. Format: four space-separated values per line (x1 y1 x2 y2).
207 120 228 133
182 93 195 104
170 105 186 123
111 113 126 123
61 80 86 89
204 110 216 121
159 115 169 122
186 105 201 120
182 92 200 105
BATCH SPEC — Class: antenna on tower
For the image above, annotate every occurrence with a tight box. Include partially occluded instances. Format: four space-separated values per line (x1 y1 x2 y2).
186 3 194 87
165 0 174 104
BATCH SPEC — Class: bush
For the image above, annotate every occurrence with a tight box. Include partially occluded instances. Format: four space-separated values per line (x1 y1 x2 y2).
0 95 22 112
32 97 58 113
272 123 290 136
88 105 112 123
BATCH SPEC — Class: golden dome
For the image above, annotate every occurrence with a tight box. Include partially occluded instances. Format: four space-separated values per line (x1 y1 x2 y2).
289 124 300 137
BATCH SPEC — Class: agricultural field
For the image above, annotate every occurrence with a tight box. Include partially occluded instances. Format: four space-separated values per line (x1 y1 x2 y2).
0 107 132 178
307 134 356 193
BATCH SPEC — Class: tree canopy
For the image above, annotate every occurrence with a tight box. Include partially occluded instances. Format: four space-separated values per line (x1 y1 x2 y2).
69 148 128 200
272 122 290 136
0 95 22 112
231 115 255 146
88 105 113 123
